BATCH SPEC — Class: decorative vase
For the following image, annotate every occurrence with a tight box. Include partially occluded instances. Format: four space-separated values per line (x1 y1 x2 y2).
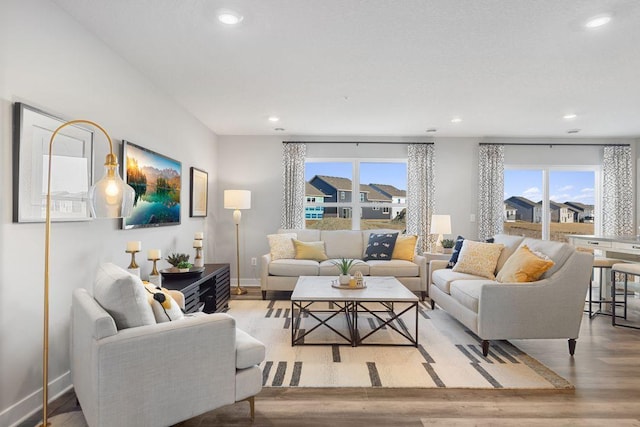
443 248 453 254
179 268 190 273
339 274 350 285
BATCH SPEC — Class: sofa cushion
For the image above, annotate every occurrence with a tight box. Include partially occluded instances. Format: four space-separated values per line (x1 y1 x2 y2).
450 280 493 313
236 328 266 369
392 234 417 261
319 259 369 276
269 259 320 276
93 263 156 330
452 240 504 280
364 232 398 261
496 245 555 283
279 228 320 242
519 238 572 279
492 234 526 272
143 283 184 323
267 233 297 260
320 230 364 259
368 259 419 277
432 268 488 294
293 239 329 261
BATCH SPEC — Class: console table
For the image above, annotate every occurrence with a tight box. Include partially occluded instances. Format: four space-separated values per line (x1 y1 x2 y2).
569 235 640 262
161 263 230 313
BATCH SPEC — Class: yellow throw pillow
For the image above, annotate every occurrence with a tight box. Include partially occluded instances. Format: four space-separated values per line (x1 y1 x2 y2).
293 239 329 261
392 234 418 261
496 245 555 283
451 240 504 280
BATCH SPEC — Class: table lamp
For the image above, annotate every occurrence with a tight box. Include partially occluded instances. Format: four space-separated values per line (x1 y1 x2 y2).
430 214 452 253
224 189 251 295
40 120 135 426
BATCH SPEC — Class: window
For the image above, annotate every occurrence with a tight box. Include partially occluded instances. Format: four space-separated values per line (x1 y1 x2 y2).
504 167 598 242
305 159 407 230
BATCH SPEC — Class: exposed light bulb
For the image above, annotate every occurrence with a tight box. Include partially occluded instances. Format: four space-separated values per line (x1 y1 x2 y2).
268 116 280 122
563 113 577 120
218 11 243 25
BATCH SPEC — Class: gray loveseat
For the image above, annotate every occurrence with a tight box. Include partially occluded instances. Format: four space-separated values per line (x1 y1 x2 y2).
260 229 427 300
429 234 593 356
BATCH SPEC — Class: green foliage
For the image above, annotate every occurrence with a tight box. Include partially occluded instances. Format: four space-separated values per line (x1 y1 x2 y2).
166 253 190 267
331 258 357 275
177 261 193 269
441 239 456 249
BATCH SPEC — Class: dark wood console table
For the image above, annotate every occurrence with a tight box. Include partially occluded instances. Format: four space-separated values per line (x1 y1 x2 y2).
161 263 230 314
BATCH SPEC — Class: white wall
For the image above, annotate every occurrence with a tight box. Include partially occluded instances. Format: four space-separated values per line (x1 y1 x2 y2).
0 1 218 425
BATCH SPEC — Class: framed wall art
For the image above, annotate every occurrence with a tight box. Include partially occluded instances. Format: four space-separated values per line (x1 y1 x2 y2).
190 167 208 217
122 140 181 229
13 102 94 223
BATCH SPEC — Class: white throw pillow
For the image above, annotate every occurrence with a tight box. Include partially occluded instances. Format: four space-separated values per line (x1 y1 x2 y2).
452 240 505 280
143 283 184 323
93 263 156 330
268 233 297 260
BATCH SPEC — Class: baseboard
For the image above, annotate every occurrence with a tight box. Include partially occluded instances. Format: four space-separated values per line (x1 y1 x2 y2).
2 371 72 427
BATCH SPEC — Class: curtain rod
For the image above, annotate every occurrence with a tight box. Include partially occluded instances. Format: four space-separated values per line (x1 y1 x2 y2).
283 141 434 145
479 142 630 147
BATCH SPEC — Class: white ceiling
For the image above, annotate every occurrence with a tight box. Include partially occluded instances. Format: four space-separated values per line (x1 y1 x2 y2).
53 0 640 138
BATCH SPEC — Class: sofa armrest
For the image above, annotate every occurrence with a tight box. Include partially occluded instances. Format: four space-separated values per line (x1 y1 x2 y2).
260 253 272 289
412 253 427 292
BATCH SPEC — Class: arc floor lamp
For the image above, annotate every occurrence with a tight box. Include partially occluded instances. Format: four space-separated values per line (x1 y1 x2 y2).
40 120 135 426
224 189 251 295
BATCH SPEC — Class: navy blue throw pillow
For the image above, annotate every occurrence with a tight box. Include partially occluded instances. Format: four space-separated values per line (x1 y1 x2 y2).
446 235 465 268
364 232 398 261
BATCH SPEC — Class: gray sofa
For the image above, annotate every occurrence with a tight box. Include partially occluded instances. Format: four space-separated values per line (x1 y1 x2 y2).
429 234 593 356
260 229 427 299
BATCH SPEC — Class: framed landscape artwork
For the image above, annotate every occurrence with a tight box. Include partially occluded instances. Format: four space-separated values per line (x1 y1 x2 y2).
13 102 94 223
122 141 181 229
190 167 208 217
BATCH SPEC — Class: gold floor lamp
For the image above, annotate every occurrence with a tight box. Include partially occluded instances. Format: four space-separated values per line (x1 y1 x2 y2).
40 120 135 426
224 189 251 295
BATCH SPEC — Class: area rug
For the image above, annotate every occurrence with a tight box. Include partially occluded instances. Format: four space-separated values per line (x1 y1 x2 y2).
228 299 573 389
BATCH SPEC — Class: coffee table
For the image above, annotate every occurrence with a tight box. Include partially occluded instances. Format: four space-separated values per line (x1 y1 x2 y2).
290 276 419 347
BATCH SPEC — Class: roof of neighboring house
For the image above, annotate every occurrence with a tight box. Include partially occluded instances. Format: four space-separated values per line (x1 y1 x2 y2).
505 196 537 208
369 183 406 198
311 175 353 191
305 182 328 197
565 201 594 211
535 201 569 209
360 184 391 202
504 201 519 210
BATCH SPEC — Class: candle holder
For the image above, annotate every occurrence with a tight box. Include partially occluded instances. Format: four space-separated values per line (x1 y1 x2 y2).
148 256 161 287
126 249 140 277
194 246 203 268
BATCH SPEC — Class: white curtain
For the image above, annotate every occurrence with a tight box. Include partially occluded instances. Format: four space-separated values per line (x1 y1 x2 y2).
407 144 435 253
602 145 633 236
281 142 306 229
478 144 505 240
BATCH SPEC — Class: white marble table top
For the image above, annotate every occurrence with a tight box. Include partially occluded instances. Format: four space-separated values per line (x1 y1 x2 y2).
291 276 418 302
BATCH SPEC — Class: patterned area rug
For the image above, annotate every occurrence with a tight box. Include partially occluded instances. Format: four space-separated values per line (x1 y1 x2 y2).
229 299 573 389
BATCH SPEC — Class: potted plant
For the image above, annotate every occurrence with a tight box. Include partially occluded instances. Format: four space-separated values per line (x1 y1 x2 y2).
441 239 455 254
332 258 357 285
176 261 193 273
166 253 190 272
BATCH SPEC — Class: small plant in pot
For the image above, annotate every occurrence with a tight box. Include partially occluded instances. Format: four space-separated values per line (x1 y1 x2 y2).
332 258 357 285
166 253 190 272
441 239 455 254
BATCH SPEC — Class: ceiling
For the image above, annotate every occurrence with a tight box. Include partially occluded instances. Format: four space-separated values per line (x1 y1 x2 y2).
53 0 640 138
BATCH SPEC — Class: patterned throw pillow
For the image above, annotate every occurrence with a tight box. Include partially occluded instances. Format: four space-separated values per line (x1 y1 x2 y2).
267 233 297 260
446 235 465 268
392 234 418 261
293 239 329 261
496 245 555 283
143 283 184 323
451 240 505 280
364 232 398 261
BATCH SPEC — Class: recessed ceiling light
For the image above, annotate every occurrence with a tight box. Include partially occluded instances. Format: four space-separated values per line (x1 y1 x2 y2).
585 14 611 29
268 116 280 122
425 128 437 133
218 10 243 25
451 117 462 123
563 113 577 120
567 129 581 134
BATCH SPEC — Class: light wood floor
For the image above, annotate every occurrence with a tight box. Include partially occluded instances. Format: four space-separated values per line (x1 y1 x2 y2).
28 288 640 427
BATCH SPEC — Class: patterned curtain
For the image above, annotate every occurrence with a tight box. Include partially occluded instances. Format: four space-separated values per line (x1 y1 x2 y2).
602 145 633 236
407 144 435 253
281 142 306 229
477 144 505 240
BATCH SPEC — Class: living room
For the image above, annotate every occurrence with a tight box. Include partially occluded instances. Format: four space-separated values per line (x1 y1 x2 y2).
2 0 640 426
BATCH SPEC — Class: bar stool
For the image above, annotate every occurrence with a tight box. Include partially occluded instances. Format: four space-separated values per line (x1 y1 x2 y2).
586 257 620 318
611 263 640 329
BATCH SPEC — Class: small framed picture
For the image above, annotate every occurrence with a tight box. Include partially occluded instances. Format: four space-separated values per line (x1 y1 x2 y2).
190 167 208 217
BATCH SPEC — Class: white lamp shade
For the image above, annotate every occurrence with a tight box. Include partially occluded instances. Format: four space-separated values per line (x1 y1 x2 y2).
430 214 452 234
224 190 251 210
